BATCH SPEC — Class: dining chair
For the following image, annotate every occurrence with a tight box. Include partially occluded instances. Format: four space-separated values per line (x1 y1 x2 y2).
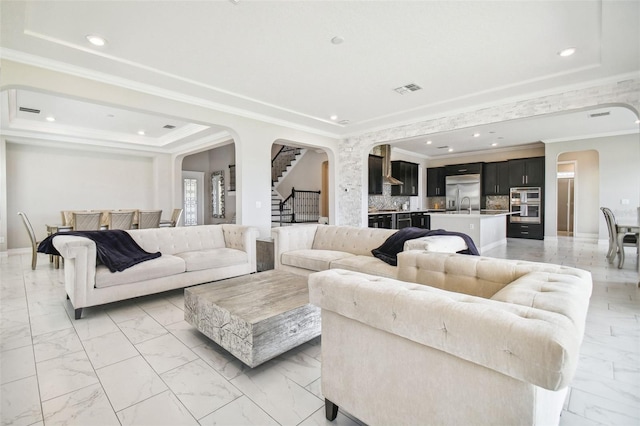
169 208 183 227
108 211 135 230
72 212 102 231
600 207 637 265
160 208 182 227
17 211 40 270
138 210 162 229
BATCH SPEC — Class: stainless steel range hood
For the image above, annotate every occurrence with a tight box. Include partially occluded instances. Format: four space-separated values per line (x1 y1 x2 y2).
381 144 403 185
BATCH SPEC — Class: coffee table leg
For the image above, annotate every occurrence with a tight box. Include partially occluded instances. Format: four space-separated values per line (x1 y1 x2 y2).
325 399 338 421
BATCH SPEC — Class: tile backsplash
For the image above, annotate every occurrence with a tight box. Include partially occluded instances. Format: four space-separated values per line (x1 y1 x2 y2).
426 195 509 210
486 195 509 210
368 184 409 211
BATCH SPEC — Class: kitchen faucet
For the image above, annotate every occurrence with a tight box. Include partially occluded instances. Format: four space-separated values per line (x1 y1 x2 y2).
460 196 471 213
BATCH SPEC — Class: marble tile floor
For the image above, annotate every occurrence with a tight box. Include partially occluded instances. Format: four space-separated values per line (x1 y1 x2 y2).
1 237 638 426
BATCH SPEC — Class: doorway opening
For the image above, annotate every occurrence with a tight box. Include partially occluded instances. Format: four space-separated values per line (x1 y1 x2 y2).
557 161 576 237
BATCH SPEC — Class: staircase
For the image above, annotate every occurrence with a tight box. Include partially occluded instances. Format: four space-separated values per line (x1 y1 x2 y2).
272 146 305 187
271 189 292 226
271 146 305 227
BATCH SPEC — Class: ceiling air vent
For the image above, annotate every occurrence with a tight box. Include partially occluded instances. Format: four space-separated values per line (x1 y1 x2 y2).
394 83 422 95
19 107 41 114
163 124 176 129
437 145 450 150
589 111 610 118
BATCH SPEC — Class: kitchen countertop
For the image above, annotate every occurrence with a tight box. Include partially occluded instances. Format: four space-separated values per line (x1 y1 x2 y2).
368 209 513 216
429 210 515 217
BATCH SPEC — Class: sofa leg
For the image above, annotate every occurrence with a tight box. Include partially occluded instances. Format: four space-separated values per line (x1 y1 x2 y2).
74 308 83 320
325 399 338 421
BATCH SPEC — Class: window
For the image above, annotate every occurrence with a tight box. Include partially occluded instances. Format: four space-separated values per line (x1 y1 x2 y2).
183 178 198 226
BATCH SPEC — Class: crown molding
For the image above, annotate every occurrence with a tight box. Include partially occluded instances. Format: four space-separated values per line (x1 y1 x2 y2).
542 128 639 144
2 130 170 157
0 48 343 140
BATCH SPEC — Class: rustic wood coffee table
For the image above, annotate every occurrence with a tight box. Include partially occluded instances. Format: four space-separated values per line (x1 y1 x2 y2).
184 269 320 367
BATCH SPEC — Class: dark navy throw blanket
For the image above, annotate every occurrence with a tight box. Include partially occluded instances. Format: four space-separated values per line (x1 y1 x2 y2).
371 227 480 266
38 230 161 273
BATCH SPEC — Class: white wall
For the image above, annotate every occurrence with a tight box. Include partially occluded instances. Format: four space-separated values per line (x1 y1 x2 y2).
545 134 640 240
7 142 157 249
275 150 327 199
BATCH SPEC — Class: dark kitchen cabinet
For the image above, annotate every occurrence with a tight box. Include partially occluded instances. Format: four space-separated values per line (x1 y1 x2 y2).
391 161 419 196
445 162 483 176
368 155 383 195
426 167 446 197
483 161 510 195
508 157 545 187
368 214 393 229
411 212 431 229
507 223 543 240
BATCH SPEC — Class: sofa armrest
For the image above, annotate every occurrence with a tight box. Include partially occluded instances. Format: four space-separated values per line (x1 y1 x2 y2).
271 224 319 269
52 235 97 309
222 225 259 272
309 269 589 391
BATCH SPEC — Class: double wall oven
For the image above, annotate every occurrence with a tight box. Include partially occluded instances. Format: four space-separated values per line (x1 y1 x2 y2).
510 187 542 223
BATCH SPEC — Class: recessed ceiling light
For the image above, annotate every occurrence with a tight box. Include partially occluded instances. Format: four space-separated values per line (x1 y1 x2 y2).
448 148 454 152
137 130 145 136
330 115 338 121
86 34 107 47
331 36 344 45
558 47 576 57
426 140 432 145
473 133 480 138
491 143 498 147
635 119 640 124
45 116 56 122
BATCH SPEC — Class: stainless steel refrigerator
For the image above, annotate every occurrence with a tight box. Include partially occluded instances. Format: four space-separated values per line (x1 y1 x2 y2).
445 174 481 211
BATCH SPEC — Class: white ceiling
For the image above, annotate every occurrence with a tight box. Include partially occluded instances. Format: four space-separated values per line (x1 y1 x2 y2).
1 1 638 156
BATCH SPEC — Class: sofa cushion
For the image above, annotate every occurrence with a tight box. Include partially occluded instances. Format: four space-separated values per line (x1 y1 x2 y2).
330 255 397 279
403 235 467 253
490 271 592 338
174 248 248 272
127 225 227 255
95 254 186 288
282 249 356 272
312 225 396 256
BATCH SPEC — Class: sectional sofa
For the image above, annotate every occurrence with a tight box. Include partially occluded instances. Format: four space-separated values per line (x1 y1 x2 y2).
272 224 469 278
309 250 593 426
52 224 258 319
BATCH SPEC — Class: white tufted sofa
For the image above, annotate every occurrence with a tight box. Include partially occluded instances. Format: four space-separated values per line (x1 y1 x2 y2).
309 250 592 426
53 224 258 319
272 224 398 277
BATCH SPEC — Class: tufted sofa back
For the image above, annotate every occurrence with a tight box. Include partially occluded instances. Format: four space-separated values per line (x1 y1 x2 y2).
312 225 396 256
126 225 228 255
397 251 590 299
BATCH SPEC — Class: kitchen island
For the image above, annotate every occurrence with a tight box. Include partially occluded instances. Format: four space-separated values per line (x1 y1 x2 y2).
429 210 514 254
